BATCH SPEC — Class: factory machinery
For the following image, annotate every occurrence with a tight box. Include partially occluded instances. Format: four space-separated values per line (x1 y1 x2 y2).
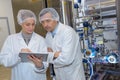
45 0 120 80
73 0 120 80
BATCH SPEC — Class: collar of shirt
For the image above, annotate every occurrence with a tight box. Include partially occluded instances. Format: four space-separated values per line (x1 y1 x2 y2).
22 32 33 45
51 22 59 37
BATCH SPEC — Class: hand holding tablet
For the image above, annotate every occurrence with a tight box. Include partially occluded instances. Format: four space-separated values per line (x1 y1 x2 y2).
19 52 48 62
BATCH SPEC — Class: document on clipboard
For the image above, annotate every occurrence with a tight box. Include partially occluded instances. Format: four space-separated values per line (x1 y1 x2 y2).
19 52 48 62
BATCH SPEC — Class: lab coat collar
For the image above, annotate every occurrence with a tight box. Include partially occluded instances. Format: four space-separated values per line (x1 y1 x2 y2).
50 22 63 37
17 31 38 47
51 22 59 36
17 31 37 40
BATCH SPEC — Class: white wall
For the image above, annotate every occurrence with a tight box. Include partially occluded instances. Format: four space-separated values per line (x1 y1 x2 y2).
0 0 15 50
0 0 15 34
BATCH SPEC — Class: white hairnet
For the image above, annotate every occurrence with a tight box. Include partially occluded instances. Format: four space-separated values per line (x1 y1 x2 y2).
17 9 36 25
39 8 59 23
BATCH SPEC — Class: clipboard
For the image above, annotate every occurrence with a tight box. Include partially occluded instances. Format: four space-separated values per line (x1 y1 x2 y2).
19 52 48 62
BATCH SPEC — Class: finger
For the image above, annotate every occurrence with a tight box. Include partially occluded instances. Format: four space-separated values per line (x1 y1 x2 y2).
28 55 41 63
21 49 26 52
47 47 53 52
27 55 34 61
27 55 37 62
40 56 43 60
21 48 32 53
26 49 32 52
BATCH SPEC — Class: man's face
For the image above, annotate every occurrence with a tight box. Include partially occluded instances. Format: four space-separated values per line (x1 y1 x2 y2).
21 18 35 34
40 13 58 32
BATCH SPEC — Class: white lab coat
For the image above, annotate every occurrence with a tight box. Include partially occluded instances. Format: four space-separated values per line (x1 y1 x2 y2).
0 32 48 80
46 22 85 80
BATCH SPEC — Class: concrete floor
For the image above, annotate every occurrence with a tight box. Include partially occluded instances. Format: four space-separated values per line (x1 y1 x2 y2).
0 65 11 80
0 65 51 80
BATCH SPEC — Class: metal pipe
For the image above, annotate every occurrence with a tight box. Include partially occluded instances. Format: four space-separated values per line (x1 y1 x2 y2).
116 0 120 54
60 0 73 27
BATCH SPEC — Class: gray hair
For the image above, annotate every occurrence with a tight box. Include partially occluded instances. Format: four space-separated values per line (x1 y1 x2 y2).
39 8 59 23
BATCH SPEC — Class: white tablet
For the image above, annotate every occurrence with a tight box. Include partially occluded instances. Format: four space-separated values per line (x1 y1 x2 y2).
19 52 48 62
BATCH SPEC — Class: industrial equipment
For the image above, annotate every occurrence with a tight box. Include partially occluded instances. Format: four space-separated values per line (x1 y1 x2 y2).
73 0 120 80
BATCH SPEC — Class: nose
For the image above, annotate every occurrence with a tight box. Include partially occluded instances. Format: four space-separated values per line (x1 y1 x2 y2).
29 24 34 29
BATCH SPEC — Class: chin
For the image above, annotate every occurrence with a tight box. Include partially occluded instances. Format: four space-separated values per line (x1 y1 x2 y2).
27 32 33 34
46 29 50 32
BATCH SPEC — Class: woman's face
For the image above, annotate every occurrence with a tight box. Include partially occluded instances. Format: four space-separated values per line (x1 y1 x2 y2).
21 19 35 34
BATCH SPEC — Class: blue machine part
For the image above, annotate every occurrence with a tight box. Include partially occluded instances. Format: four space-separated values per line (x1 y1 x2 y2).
89 52 119 64
78 0 81 3
83 21 89 27
79 33 83 38
84 39 96 58
89 48 96 58
104 53 119 63
74 0 81 3
84 48 96 58
76 29 84 39
74 3 79 8
83 58 94 80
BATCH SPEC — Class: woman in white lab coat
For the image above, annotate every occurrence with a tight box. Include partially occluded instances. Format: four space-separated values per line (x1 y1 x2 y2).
38 8 85 80
0 9 48 80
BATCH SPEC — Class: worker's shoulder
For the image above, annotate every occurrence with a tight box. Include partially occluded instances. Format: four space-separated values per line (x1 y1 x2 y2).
34 32 45 40
62 24 75 34
4 33 20 41
7 33 19 38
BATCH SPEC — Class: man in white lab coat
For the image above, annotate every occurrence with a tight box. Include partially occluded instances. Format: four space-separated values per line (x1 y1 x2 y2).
0 9 48 80
38 8 85 80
